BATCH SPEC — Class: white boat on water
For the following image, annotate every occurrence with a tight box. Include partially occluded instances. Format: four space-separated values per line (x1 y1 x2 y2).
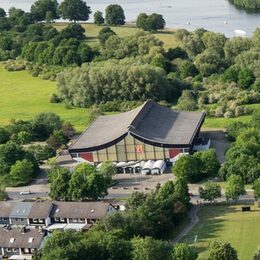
234 30 246 37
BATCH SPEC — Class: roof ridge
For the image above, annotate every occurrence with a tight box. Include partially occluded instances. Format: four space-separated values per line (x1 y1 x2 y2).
129 100 154 130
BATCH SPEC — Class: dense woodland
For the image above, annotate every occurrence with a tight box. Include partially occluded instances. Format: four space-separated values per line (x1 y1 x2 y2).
0 1 259 120
229 0 260 11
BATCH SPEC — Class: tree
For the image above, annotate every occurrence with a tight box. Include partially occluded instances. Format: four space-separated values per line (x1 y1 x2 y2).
253 178 260 200
194 149 220 178
252 109 260 128
207 241 238 260
0 127 10 144
49 167 71 200
98 27 116 44
254 246 260 260
173 155 202 183
27 144 55 164
0 142 25 171
59 0 91 22
0 8 6 18
172 243 197 260
225 175 246 202
177 90 197 111
173 178 190 206
0 189 8 201
33 112 62 140
60 23 86 40
105 4 125 26
131 236 172 260
69 163 108 200
199 182 221 202
98 161 117 185
40 231 83 260
136 13 165 32
178 60 199 79
30 0 59 22
125 192 147 210
94 11 104 25
238 68 256 89
221 67 239 83
9 159 34 186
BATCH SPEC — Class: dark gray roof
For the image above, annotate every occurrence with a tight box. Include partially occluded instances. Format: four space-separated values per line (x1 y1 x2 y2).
10 202 33 219
50 201 113 219
28 201 53 219
0 202 15 218
69 100 205 152
0 228 45 249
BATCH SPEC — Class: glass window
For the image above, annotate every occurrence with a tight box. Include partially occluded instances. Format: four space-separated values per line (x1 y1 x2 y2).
145 144 154 152
125 135 135 145
93 151 99 162
146 152 155 160
108 153 117 161
98 153 108 162
155 151 164 160
127 153 136 161
126 145 135 153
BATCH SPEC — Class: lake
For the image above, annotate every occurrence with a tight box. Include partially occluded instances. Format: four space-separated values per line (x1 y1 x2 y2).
1 0 260 36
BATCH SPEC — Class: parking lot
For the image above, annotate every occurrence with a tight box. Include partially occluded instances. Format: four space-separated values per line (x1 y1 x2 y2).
108 173 175 196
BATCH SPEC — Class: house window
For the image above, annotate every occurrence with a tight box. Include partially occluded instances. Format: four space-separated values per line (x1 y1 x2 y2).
54 218 59 222
33 218 38 223
24 248 29 253
6 248 11 252
73 218 78 223
60 218 65 222
13 248 18 252
31 249 35 253
39 219 44 223
79 219 84 223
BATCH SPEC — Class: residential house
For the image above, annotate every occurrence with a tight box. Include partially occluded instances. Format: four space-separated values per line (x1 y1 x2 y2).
0 228 45 259
28 201 53 227
0 202 14 226
9 203 33 226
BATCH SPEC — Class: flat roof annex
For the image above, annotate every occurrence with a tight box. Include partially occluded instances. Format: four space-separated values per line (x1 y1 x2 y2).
69 100 206 152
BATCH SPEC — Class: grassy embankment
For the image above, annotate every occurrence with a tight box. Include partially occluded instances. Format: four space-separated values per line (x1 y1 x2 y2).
0 23 259 130
182 204 260 260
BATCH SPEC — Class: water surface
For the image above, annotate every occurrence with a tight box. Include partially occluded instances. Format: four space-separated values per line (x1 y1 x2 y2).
1 0 260 36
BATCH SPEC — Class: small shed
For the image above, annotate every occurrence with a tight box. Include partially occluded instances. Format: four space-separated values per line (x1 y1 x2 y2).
141 160 155 175
133 161 146 174
151 160 166 175
116 162 127 173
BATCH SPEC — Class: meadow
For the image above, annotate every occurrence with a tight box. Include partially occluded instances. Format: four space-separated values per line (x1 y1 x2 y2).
0 23 258 131
54 23 179 50
182 205 260 260
0 66 89 131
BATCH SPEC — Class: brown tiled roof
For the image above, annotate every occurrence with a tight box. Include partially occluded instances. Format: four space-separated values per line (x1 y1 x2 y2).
0 202 15 218
50 201 112 219
69 100 206 152
0 228 45 249
28 201 53 219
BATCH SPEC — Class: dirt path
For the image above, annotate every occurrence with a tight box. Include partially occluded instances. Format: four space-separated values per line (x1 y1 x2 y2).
172 205 200 244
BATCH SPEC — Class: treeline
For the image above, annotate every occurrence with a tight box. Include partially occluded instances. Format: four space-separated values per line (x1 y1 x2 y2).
220 109 260 184
0 112 75 187
229 0 260 11
40 178 198 260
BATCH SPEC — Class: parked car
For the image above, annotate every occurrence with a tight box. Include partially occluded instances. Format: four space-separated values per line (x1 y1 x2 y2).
20 190 31 195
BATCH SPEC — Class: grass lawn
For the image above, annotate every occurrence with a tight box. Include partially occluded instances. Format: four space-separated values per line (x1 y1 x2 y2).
182 205 260 260
0 66 89 131
54 23 179 49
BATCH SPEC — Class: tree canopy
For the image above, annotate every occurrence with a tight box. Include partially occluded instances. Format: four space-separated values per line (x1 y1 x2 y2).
58 0 91 22
105 4 125 26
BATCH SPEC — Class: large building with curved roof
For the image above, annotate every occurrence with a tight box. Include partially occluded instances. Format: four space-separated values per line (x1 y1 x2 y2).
69 100 206 164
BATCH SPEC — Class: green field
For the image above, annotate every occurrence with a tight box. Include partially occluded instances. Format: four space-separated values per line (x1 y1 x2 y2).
0 66 89 131
182 205 260 260
54 23 179 50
